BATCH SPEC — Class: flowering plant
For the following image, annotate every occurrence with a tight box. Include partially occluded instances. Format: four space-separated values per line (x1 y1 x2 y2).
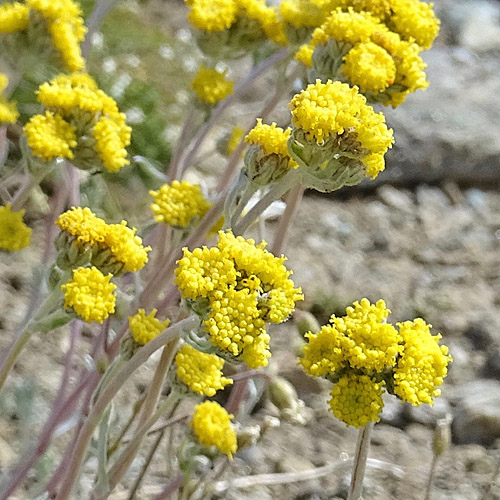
0 0 449 499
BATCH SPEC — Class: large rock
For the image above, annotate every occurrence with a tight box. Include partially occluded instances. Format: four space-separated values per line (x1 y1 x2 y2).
369 46 500 188
452 380 500 445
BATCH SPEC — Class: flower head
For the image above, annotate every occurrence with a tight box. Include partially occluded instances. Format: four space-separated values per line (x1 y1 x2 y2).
0 74 19 124
0 203 32 251
342 42 396 93
188 0 238 32
280 0 323 29
129 309 170 345
62 266 116 323
191 401 237 458
24 111 77 161
92 116 131 172
0 2 30 33
191 66 234 105
150 181 211 228
56 207 108 246
328 373 385 427
394 319 452 406
175 230 303 367
176 344 233 396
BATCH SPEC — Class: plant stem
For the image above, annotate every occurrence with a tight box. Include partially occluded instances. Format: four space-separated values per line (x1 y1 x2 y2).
270 183 304 255
10 167 48 211
152 474 183 500
347 422 374 500
424 454 437 500
233 170 300 236
54 317 197 500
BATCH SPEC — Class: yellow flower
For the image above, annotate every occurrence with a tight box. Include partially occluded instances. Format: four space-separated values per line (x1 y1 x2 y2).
175 230 303 366
150 181 211 228
342 42 396 93
92 116 131 173
191 401 237 458
394 319 452 406
62 266 116 323
188 0 238 32
328 373 384 427
245 119 293 159
129 309 170 345
238 0 287 44
294 44 314 67
175 344 233 396
56 207 150 273
388 0 440 50
56 207 108 246
27 0 87 72
191 66 235 105
24 111 77 161
0 74 19 124
48 16 86 72
225 125 245 156
0 2 29 33
334 298 402 371
104 222 151 273
280 0 323 29
0 203 32 252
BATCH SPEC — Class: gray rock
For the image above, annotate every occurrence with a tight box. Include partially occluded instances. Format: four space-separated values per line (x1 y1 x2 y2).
463 323 493 351
452 380 500 445
377 185 415 213
403 397 452 426
365 46 500 188
483 348 500 379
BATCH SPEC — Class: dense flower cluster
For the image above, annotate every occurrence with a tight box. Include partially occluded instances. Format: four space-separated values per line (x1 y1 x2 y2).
0 74 19 123
300 299 451 427
129 309 170 345
24 73 131 171
0 203 32 251
244 119 298 184
175 343 233 396
0 0 86 72
295 5 433 106
190 401 237 458
289 80 393 179
55 207 150 274
191 66 235 105
61 266 116 323
150 181 211 228
175 230 303 368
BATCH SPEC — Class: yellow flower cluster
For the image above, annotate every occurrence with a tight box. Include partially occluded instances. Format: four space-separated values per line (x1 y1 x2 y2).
225 125 245 156
24 73 131 172
150 180 211 228
190 401 237 458
129 309 170 345
0 2 29 33
300 299 452 427
24 111 77 161
295 6 433 106
394 319 452 406
61 266 116 324
175 343 233 396
289 80 393 178
186 0 286 46
245 119 293 160
280 0 323 29
175 230 303 368
56 207 150 274
0 0 86 72
0 74 19 124
191 66 235 105
0 203 32 252
328 373 385 427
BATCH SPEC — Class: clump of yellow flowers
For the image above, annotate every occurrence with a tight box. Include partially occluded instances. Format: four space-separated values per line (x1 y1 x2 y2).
0 203 32 251
191 65 235 105
0 0 86 72
175 230 303 368
24 73 132 172
129 309 171 345
150 181 212 228
190 401 237 459
0 74 19 124
300 299 452 427
55 207 150 275
61 266 116 324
